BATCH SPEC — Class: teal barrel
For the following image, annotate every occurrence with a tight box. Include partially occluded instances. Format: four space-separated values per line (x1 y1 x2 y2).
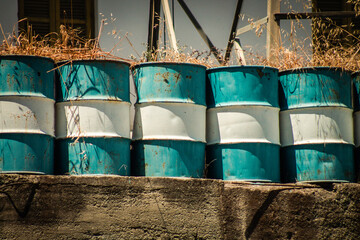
0 55 55 174
132 62 206 178
206 66 280 182
280 67 355 182
352 71 360 182
55 60 131 175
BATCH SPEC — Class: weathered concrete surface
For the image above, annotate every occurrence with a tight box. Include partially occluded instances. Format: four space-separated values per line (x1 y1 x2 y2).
0 175 359 240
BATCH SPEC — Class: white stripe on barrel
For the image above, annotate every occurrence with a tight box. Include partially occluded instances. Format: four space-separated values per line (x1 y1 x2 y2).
352 111 360 147
280 107 353 147
56 100 130 139
0 96 54 137
206 105 279 145
132 102 206 142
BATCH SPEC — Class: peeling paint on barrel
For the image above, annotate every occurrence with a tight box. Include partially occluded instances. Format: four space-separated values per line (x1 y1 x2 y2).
280 67 355 182
56 60 131 175
132 62 206 178
0 56 54 174
133 62 206 104
206 66 280 182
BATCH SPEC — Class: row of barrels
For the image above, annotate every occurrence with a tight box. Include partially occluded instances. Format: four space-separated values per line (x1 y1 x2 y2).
0 55 359 182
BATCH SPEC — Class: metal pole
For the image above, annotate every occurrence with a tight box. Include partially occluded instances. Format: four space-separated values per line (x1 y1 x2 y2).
177 0 223 64
266 0 280 63
224 0 243 64
147 0 161 60
162 0 178 52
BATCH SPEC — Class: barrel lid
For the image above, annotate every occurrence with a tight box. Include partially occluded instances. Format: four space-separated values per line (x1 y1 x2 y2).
0 54 54 63
133 61 207 69
279 66 352 75
56 59 131 66
207 65 278 74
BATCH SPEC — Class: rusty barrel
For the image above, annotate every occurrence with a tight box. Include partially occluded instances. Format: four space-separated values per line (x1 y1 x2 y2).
280 67 355 182
56 60 131 175
132 62 206 177
206 66 280 181
0 55 55 174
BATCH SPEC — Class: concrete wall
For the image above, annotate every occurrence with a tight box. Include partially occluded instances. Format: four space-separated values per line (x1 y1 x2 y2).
1 175 359 239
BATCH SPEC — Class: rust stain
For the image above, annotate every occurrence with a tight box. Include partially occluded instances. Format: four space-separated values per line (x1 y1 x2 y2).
256 69 264 78
329 88 340 100
162 162 166 169
174 73 181 83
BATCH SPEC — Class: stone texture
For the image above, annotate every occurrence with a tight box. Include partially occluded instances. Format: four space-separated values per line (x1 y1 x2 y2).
0 175 359 239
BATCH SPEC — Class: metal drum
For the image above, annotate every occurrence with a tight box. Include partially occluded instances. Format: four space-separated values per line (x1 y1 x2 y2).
280 67 355 182
0 55 55 174
352 71 360 182
132 62 206 178
56 60 131 175
206 66 280 181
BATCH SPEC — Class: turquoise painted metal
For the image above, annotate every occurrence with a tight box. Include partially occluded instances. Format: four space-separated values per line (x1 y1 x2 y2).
0 55 54 98
206 66 280 182
133 62 206 105
279 67 351 110
0 55 54 174
352 71 360 112
207 66 278 108
281 144 354 182
0 134 53 174
132 62 206 178
207 143 280 181
56 138 131 175
280 67 354 182
352 71 360 182
132 140 205 177
57 60 129 101
56 60 131 175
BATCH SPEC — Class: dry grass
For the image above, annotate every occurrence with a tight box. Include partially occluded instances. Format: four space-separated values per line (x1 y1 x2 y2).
0 21 131 63
135 47 218 68
239 15 360 71
1 7 360 72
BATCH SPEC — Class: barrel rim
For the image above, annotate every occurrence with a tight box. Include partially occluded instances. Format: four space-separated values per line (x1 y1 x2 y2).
206 65 279 73
0 54 54 63
56 59 131 66
133 61 207 69
279 66 352 75
351 70 360 77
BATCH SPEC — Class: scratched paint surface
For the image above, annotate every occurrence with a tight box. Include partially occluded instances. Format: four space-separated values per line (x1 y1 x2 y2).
0 56 54 174
56 60 131 175
207 66 279 108
131 140 205 178
132 62 206 177
133 62 206 105
279 67 354 182
279 67 351 110
0 134 54 174
206 143 280 182
0 55 54 99
206 66 280 182
56 137 130 175
57 60 130 102
281 143 354 182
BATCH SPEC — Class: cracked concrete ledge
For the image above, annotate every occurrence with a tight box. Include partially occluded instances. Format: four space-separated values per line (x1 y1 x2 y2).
0 175 359 239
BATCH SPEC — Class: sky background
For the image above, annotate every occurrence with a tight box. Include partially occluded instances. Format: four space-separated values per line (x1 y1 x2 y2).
97 0 312 62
